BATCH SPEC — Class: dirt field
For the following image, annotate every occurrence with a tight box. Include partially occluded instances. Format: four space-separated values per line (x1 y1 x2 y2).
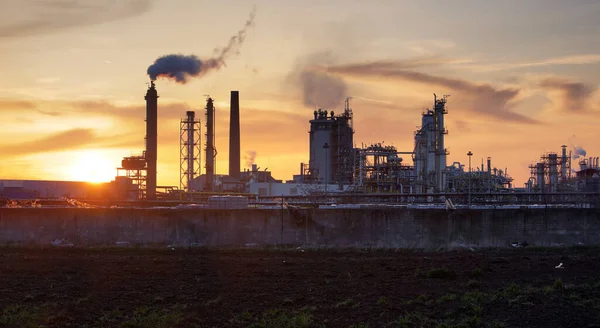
1 246 600 328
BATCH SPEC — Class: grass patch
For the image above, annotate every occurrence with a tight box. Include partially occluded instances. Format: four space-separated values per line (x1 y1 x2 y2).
335 298 360 308
205 296 223 306
404 294 431 306
466 279 480 288
249 309 314 328
395 312 435 327
427 267 457 280
0 304 38 328
437 293 457 304
377 296 388 306
120 306 183 328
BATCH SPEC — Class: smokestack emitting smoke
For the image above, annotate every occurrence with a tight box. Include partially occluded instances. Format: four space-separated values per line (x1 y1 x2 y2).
229 91 240 179
145 81 158 200
573 146 587 159
146 8 256 83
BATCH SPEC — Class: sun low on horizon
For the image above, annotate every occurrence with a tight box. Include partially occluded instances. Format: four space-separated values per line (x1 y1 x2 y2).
62 150 121 184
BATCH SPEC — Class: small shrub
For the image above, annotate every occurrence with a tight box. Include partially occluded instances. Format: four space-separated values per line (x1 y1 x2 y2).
462 291 484 304
503 283 521 297
427 268 457 280
466 279 480 288
553 278 564 292
377 296 388 306
335 298 357 308
249 309 313 328
436 293 457 303
120 307 183 328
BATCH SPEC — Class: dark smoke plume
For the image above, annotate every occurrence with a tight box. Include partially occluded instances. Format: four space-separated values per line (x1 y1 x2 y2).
322 60 539 124
539 78 595 112
147 8 256 83
244 150 257 167
573 146 587 159
288 52 348 109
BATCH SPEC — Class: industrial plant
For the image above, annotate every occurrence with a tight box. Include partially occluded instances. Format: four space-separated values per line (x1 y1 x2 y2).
1 81 599 206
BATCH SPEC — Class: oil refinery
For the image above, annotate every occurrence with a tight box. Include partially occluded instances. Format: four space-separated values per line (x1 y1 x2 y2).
1 81 598 206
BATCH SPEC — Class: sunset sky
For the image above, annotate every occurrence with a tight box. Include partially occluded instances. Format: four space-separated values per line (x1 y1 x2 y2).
0 0 599 187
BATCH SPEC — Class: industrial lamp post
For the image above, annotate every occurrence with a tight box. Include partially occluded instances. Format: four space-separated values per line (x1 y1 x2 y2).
323 143 330 202
467 151 473 207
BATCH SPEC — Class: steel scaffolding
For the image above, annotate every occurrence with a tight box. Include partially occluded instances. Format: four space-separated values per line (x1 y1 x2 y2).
180 111 201 192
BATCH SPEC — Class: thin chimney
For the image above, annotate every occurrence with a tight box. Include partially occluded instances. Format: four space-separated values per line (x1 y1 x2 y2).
229 91 241 179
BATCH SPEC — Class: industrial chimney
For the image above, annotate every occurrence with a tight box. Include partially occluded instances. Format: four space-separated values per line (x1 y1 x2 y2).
205 97 215 192
145 81 158 200
229 91 241 179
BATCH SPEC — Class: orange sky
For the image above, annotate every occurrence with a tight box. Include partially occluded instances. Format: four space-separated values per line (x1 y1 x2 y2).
0 0 599 187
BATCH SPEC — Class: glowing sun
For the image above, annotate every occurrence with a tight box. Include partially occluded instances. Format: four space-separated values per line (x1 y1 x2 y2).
67 150 116 183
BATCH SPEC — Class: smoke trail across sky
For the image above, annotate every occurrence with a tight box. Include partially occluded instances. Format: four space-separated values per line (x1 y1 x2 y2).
147 7 256 83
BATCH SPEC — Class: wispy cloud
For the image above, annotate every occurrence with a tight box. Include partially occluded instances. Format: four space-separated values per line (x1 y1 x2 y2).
0 98 62 116
465 54 600 72
68 100 190 121
323 60 539 124
0 0 152 38
35 77 61 84
0 128 96 156
539 78 596 112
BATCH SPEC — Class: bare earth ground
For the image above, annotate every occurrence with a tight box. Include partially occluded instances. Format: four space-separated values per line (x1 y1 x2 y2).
1 247 600 328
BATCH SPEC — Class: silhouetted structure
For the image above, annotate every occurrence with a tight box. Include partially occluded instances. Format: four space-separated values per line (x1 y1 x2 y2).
204 97 216 192
229 91 241 179
145 81 158 200
180 111 201 192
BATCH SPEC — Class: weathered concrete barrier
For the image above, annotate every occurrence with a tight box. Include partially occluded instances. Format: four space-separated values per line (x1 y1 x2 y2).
0 207 599 248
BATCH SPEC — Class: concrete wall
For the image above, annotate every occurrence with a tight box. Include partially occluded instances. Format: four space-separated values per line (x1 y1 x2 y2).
1 207 599 248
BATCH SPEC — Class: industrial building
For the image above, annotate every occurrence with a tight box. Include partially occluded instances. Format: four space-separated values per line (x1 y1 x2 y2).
2 80 597 204
0 178 134 201
86 83 596 199
526 147 600 193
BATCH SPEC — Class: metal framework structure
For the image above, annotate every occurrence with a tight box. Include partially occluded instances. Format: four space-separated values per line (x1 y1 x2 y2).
180 111 201 192
446 170 513 193
353 143 413 193
443 157 513 194
116 154 147 200
332 98 355 185
528 146 572 192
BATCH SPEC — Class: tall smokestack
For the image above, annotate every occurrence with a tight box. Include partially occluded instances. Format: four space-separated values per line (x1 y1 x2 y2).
145 81 158 200
205 97 215 192
229 91 240 179
186 111 195 191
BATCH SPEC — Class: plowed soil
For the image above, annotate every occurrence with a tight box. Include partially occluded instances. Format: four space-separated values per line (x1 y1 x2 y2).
1 247 600 328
